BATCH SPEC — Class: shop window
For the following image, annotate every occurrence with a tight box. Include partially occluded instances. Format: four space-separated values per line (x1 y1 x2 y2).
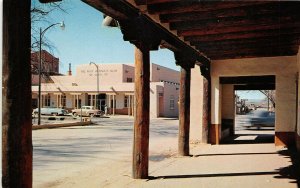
127 77 133 82
61 95 66 107
124 96 128 107
43 94 50 107
169 95 175 110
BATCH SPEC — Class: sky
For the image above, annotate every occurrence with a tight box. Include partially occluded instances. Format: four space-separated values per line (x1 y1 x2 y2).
32 0 267 100
32 0 177 75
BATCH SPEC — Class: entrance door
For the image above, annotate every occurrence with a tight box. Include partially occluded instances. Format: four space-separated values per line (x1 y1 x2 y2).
159 93 164 117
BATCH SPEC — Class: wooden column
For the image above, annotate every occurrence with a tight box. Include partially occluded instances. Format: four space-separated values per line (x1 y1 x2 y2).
119 15 161 179
178 65 191 156
132 46 150 179
128 95 131 116
201 65 211 143
3 0 32 187
113 95 115 115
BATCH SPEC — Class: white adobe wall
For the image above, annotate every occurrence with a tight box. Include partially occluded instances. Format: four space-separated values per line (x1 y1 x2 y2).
222 84 235 120
75 64 125 85
122 64 135 82
162 83 179 117
190 65 204 141
211 56 298 132
150 63 180 84
149 84 161 118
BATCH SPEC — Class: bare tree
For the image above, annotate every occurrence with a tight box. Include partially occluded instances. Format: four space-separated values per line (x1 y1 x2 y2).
259 90 275 108
31 1 67 52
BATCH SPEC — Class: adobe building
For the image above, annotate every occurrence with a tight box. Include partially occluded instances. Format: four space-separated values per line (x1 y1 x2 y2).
31 63 180 118
31 50 60 85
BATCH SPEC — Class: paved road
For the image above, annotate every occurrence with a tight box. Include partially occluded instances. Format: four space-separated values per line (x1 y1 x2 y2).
33 116 179 187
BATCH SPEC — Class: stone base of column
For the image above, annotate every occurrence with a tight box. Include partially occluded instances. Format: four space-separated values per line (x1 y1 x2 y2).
275 132 295 147
210 124 221 145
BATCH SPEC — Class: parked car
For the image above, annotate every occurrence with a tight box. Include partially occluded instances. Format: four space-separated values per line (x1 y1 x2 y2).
32 107 68 116
71 106 104 117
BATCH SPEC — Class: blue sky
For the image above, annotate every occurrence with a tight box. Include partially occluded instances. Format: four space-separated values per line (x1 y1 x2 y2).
32 0 177 74
237 90 266 100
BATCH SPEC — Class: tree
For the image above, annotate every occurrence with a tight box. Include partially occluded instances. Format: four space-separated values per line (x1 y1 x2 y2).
31 0 67 52
259 90 275 108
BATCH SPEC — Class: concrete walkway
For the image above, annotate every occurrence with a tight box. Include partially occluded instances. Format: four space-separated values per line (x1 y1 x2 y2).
46 137 299 188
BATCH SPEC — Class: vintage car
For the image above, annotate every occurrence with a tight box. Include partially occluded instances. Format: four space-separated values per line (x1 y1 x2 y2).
32 107 68 116
71 106 104 117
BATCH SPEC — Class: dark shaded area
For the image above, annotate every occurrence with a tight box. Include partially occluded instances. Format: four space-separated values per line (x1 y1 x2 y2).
221 134 274 145
276 147 300 186
193 152 278 157
149 171 279 180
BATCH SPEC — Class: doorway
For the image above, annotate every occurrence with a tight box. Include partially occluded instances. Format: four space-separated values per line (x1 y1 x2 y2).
219 75 276 144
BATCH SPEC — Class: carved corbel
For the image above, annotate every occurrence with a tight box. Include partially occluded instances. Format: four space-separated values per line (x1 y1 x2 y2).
119 15 162 51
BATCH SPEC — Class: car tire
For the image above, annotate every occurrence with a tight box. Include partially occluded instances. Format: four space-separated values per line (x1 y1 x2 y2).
72 112 78 117
89 113 94 118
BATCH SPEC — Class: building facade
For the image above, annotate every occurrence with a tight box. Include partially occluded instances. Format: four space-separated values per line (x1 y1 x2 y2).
31 50 60 85
32 63 180 118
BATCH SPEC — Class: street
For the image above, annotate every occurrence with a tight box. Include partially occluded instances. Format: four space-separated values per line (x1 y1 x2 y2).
33 116 179 187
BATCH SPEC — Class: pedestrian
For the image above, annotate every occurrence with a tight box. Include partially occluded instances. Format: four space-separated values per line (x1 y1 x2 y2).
104 104 108 115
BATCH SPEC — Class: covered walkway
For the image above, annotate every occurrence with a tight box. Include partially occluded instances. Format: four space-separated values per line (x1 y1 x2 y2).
49 141 299 188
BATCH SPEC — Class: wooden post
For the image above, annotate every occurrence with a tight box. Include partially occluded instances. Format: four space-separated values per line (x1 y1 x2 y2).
3 0 32 187
127 95 129 116
201 65 211 143
113 95 115 115
178 66 191 156
132 46 150 179
132 95 135 117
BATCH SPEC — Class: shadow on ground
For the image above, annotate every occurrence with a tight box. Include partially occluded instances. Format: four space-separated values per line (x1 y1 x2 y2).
221 133 274 145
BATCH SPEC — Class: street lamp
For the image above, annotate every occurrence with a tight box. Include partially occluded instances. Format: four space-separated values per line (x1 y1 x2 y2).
89 62 100 109
38 21 65 125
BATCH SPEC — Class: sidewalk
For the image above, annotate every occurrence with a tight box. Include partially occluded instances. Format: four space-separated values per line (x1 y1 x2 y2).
49 142 299 188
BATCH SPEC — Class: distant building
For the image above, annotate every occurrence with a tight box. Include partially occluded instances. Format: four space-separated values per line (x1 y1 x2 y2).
31 50 60 86
32 63 180 118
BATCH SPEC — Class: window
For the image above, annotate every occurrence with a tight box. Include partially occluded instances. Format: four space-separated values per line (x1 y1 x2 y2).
169 95 175 110
61 95 66 107
43 94 50 107
88 94 97 107
124 96 128 108
127 77 133 82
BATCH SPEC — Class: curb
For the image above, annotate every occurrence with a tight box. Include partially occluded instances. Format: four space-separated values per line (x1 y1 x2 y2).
32 121 92 130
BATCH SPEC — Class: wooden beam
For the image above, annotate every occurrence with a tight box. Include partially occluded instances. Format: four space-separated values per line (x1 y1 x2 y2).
234 84 276 90
220 75 275 85
148 1 268 15
82 0 138 20
178 22 300 37
178 65 191 156
135 0 179 5
3 0 32 187
133 46 150 179
170 13 300 31
207 49 298 60
159 2 289 23
193 36 300 49
185 27 300 43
